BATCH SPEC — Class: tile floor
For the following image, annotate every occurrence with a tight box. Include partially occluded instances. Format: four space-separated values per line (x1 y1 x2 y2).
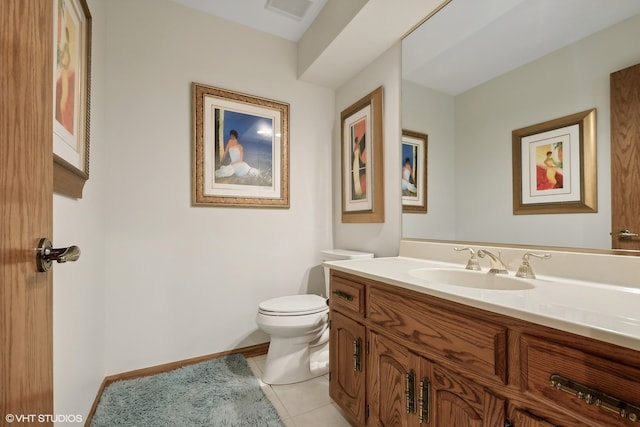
247 355 354 427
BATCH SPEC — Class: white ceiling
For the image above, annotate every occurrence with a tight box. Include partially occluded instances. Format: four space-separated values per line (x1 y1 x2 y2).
402 0 640 95
168 0 328 41
167 0 448 89
166 0 640 92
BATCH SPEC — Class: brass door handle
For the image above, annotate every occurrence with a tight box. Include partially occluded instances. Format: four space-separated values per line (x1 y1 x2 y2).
36 238 81 272
549 374 640 423
614 229 639 240
405 370 416 414
352 338 362 372
419 378 430 424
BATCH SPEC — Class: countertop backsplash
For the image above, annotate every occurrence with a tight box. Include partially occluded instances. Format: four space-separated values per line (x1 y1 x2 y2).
399 239 640 290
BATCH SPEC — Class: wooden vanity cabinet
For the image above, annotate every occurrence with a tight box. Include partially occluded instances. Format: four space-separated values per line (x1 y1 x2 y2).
330 310 366 425
329 274 367 425
328 269 640 427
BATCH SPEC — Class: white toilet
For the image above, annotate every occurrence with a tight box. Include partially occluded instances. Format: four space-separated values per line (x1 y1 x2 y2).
256 249 374 385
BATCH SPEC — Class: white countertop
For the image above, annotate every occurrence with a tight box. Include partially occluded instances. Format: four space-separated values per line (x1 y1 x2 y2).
324 256 640 352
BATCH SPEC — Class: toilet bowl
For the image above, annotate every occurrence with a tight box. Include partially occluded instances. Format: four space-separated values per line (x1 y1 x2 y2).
257 294 329 384
256 249 374 385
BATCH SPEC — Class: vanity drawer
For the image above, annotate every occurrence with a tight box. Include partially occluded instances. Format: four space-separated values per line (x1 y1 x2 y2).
368 286 507 384
330 272 365 316
521 335 640 426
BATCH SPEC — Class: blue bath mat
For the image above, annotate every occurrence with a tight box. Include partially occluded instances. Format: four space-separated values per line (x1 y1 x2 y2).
90 354 284 426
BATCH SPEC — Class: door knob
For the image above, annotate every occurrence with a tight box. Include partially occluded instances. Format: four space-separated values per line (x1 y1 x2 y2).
614 229 639 240
36 238 81 272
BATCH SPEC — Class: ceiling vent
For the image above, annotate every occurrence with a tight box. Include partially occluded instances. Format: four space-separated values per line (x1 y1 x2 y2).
265 0 313 21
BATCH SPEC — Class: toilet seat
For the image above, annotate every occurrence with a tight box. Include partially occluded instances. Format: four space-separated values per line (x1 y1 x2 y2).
258 294 328 316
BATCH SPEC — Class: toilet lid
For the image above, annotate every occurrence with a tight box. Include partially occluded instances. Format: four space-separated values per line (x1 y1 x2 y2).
259 294 328 316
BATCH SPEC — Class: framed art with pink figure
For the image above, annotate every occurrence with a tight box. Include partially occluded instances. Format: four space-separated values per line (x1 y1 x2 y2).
512 109 597 215
53 0 92 198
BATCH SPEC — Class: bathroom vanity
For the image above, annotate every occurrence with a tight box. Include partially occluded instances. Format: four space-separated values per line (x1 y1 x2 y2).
326 241 640 427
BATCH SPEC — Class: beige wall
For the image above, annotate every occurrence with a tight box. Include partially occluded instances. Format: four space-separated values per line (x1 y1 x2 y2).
99 0 334 374
53 0 107 420
52 0 411 422
53 0 336 420
333 43 403 257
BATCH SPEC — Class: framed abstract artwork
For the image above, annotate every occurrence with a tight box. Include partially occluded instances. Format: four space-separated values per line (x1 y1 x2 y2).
340 86 384 223
192 83 290 208
53 0 92 198
512 109 597 214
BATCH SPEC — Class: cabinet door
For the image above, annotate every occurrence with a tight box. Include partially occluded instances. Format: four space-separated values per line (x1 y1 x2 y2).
512 409 558 427
368 332 433 427
431 364 506 427
330 310 366 425
368 331 413 427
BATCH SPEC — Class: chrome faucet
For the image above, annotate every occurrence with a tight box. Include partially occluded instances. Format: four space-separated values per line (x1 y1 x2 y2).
477 249 508 274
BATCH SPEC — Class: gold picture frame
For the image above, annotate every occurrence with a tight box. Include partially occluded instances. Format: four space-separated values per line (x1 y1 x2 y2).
341 86 385 223
192 83 290 208
53 0 91 199
402 130 428 213
512 109 597 214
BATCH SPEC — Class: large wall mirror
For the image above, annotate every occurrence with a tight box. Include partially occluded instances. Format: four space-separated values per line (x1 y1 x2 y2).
401 0 640 250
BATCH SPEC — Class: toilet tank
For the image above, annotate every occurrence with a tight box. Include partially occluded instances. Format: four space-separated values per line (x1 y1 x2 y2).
321 249 374 296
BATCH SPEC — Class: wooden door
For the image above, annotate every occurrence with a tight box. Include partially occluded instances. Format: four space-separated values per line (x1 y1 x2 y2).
329 311 366 425
1 0 54 423
610 63 640 249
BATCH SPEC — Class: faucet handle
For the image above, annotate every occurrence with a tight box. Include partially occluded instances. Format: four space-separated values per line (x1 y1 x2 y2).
454 247 481 271
516 252 551 279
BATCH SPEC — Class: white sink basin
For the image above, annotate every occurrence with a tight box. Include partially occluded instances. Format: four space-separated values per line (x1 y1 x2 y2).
408 267 535 290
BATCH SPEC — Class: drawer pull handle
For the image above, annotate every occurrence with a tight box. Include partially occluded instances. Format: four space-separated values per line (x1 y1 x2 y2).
352 338 362 372
405 370 416 414
419 378 430 424
333 290 354 302
549 374 640 423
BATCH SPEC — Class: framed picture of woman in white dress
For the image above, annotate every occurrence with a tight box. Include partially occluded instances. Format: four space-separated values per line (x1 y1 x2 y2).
402 130 428 213
192 83 289 208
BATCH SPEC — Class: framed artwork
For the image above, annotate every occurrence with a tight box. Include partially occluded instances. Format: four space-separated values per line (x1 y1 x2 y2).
341 86 384 223
512 109 597 214
192 83 289 208
53 0 92 198
402 130 428 213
